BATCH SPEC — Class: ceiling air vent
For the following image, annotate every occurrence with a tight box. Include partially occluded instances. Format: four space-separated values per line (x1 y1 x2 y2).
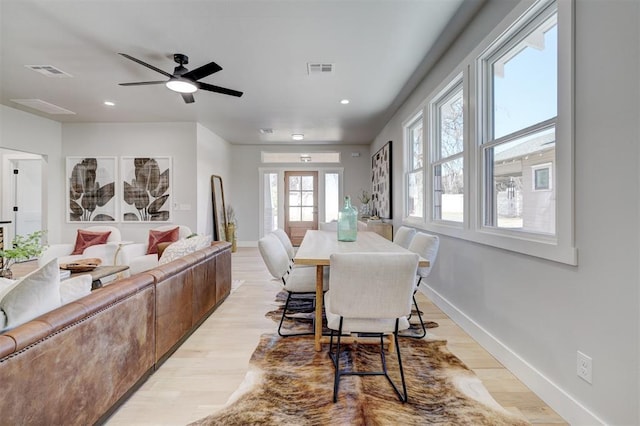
25 65 73 78
11 99 76 115
307 63 334 75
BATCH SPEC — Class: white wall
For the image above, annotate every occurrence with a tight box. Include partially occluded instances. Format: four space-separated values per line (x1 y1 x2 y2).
196 123 232 237
229 144 370 242
373 0 639 424
61 122 198 243
0 105 63 242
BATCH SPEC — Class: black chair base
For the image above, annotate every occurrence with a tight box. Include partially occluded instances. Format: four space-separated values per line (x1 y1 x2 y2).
277 291 316 337
328 317 407 403
399 294 427 339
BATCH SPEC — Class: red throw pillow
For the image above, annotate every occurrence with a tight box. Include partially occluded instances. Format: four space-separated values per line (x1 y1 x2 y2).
71 230 112 255
147 227 179 255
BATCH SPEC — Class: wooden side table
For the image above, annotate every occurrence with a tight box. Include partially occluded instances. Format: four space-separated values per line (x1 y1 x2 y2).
359 220 393 241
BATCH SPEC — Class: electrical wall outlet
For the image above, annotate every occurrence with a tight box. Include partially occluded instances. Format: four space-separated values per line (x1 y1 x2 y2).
577 351 592 384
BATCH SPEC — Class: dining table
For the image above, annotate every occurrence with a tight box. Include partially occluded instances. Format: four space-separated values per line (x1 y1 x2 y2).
294 230 430 351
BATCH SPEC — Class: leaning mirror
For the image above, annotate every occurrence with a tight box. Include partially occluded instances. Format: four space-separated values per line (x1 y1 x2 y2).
211 175 228 241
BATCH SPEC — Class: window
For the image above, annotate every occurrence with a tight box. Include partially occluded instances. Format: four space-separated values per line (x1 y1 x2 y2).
325 172 340 221
431 79 464 223
481 4 557 236
399 0 574 264
532 163 552 191
404 113 424 220
263 172 278 233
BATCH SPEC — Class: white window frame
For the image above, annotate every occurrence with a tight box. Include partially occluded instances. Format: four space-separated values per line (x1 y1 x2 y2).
402 110 426 224
429 75 465 226
399 0 576 265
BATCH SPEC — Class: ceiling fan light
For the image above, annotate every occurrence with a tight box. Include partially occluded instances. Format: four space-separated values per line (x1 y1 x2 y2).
166 79 198 94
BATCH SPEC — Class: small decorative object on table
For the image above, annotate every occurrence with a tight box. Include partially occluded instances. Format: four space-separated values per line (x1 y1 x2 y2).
0 230 46 279
225 205 238 252
60 258 102 272
337 196 358 242
357 189 371 218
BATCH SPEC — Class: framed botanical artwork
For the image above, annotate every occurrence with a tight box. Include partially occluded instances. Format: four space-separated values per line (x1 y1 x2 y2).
120 157 172 222
371 141 392 219
66 156 117 222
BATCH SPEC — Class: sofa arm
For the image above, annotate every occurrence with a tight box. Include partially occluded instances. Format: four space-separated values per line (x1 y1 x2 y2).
38 244 74 267
82 244 118 266
119 243 149 266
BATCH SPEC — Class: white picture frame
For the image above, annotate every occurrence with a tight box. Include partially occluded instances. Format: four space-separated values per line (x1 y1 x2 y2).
66 156 118 223
120 156 172 222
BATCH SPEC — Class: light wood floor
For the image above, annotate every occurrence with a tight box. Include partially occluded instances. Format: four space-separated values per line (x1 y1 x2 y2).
100 247 566 425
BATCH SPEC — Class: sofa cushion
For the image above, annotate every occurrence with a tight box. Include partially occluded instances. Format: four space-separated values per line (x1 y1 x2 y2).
0 259 62 331
159 235 212 265
60 275 92 304
147 227 179 255
71 229 112 255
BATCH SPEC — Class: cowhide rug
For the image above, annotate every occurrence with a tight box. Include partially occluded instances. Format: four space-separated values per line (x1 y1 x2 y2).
190 334 528 425
266 290 438 337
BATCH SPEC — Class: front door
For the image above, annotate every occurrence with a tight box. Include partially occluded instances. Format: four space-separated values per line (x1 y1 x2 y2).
284 171 318 246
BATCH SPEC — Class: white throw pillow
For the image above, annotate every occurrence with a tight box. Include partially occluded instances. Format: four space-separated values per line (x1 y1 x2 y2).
0 279 13 331
0 259 62 331
60 275 92 304
158 235 212 265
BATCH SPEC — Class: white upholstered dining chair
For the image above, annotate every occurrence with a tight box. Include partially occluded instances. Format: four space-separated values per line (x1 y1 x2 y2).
393 226 416 249
258 233 328 336
405 232 440 338
325 252 418 402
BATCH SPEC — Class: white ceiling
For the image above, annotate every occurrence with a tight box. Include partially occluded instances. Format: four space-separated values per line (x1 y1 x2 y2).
0 0 480 145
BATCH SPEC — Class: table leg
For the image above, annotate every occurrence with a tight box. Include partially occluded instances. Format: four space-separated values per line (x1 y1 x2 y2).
315 265 324 351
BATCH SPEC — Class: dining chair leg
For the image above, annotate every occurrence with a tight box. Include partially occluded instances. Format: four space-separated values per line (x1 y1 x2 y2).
330 318 344 403
278 292 314 337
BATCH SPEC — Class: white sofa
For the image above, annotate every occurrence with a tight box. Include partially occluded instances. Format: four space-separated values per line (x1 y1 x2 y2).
38 225 121 268
119 225 193 275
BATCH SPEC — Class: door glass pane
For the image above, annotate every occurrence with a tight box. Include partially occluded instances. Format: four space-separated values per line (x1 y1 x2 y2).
407 171 423 218
439 90 463 157
492 15 557 139
301 176 313 190
325 173 339 222
289 192 301 207
491 126 555 233
301 207 313 221
289 176 300 190
438 157 464 222
289 207 301 221
301 191 313 206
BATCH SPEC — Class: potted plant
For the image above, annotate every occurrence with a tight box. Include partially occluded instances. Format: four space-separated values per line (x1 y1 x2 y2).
0 230 46 279
225 205 238 252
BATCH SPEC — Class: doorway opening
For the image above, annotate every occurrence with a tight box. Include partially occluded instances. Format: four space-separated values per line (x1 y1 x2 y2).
259 167 343 244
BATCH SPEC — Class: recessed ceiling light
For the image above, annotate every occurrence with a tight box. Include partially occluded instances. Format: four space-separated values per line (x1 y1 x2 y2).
259 128 274 134
340 99 350 104
104 101 115 106
292 134 304 141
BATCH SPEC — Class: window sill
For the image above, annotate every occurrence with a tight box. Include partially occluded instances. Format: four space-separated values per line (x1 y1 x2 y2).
404 220 578 266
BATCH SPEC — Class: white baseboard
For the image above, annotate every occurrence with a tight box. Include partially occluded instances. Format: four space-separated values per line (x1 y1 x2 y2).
421 285 606 426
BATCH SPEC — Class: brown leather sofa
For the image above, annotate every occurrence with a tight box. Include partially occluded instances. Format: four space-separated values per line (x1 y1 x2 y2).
0 241 231 425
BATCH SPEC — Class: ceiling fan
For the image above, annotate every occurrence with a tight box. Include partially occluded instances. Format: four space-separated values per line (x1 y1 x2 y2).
118 53 243 103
